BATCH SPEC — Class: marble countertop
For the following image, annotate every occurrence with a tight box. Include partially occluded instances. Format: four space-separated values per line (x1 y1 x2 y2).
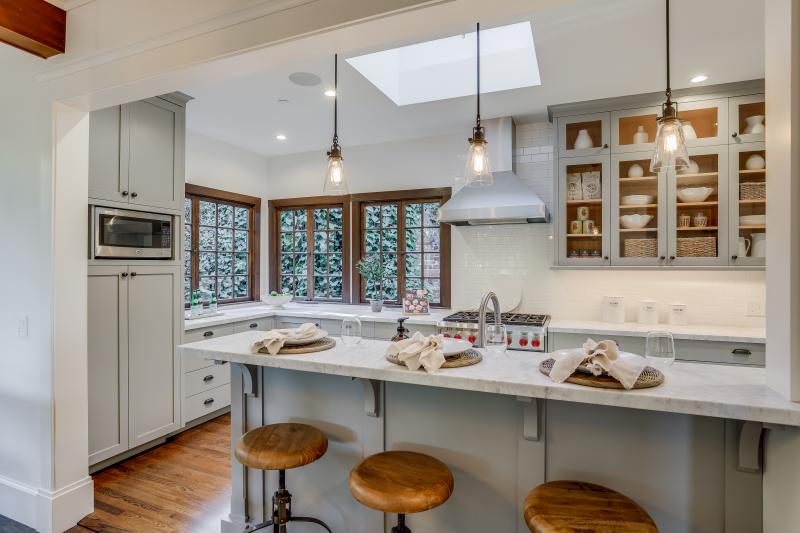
178 331 799 426
184 302 451 331
548 320 766 344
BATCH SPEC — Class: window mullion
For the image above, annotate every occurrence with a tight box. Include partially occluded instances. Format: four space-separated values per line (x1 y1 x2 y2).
306 208 314 301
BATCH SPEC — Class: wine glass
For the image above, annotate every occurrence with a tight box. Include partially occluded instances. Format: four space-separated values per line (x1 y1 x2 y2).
645 331 676 368
341 317 362 346
484 324 508 355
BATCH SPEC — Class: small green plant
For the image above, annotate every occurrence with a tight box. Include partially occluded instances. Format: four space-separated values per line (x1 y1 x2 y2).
357 254 383 298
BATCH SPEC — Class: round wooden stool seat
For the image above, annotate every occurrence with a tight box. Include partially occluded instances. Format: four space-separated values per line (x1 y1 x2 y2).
235 423 328 471
349 451 454 514
524 481 658 533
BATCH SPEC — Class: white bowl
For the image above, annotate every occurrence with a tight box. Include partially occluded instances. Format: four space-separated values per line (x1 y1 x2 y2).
627 163 644 178
620 214 653 229
621 195 655 206
261 293 293 308
739 214 766 226
677 187 713 203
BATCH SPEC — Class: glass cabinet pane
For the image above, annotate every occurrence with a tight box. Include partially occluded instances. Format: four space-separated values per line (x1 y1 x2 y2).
617 158 661 261
731 144 766 265
674 98 727 147
730 94 765 144
562 159 607 263
615 111 658 150
673 152 723 261
558 112 609 157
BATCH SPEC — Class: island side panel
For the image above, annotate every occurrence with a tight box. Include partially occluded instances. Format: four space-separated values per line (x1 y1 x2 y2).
384 382 546 533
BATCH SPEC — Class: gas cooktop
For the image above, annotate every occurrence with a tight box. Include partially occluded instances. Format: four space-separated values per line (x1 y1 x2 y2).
441 312 550 327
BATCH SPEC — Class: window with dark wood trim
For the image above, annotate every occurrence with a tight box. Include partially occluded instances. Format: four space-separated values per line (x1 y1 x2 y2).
351 188 451 308
184 184 260 306
268 196 351 303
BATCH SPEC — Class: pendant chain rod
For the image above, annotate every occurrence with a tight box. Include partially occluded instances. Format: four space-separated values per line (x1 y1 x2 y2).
333 53 338 143
665 0 671 101
476 22 481 125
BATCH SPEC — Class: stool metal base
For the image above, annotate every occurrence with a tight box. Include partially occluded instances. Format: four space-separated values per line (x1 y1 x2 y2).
391 513 411 533
245 470 332 533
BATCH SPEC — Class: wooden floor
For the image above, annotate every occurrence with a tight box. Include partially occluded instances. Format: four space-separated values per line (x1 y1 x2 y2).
71 414 231 533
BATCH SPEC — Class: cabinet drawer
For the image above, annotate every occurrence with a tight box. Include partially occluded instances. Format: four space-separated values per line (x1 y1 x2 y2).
182 324 234 372
373 322 436 340
233 317 272 333
675 340 765 366
183 363 230 398
183 384 231 423
275 316 342 335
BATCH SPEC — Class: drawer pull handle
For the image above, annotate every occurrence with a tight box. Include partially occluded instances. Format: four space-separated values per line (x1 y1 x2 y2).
203 375 214 383
203 398 214 406
732 348 752 356
249 323 258 328
213 360 226 365
203 331 214 337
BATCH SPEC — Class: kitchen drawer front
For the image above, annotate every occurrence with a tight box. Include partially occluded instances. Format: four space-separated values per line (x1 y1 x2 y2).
233 317 273 333
183 363 230 398
275 316 342 335
549 333 646 354
675 340 765 366
373 322 436 341
183 384 231 423
182 324 234 372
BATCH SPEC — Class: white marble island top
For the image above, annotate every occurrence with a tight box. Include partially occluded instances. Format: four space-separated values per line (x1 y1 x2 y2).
178 331 800 427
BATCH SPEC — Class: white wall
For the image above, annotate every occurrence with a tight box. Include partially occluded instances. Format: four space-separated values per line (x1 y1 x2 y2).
186 131 270 294
263 122 766 327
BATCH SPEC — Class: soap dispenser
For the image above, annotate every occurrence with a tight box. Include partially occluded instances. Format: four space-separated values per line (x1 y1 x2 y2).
391 317 409 341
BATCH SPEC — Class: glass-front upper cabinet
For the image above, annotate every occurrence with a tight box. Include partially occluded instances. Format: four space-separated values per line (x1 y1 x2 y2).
729 142 766 266
611 152 667 266
557 112 610 158
611 107 660 154
667 146 729 266
558 155 611 265
673 98 729 148
729 94 765 144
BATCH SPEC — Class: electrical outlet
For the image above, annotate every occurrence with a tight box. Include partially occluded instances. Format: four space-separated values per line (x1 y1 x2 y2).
16 315 29 338
746 301 765 317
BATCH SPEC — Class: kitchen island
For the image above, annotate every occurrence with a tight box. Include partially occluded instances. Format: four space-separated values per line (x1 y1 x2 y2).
178 332 789 533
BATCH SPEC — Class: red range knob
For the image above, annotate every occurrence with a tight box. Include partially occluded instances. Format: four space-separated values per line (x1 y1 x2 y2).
519 338 529 347
454 334 462 339
507 337 513 345
468 335 476 343
532 340 541 348
443 332 451 338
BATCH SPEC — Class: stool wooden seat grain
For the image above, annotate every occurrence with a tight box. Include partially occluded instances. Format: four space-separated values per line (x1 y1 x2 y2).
349 450 454 533
235 423 331 533
523 480 658 533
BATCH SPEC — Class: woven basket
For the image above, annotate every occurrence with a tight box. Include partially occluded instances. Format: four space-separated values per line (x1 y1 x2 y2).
677 237 717 257
623 238 657 258
740 182 766 200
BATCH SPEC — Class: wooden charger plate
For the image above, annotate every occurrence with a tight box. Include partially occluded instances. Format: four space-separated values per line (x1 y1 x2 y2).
255 337 337 355
386 349 482 369
539 358 664 389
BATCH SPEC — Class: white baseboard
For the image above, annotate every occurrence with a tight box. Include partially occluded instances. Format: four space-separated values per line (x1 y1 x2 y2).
0 474 94 533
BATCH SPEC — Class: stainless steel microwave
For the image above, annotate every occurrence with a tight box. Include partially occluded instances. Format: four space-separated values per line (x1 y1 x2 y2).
91 206 174 259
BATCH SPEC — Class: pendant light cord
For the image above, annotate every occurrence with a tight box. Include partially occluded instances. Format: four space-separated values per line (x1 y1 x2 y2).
333 53 339 144
476 22 481 127
665 0 671 101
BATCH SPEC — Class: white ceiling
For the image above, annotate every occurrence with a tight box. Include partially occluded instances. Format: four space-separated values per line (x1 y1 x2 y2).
185 0 764 157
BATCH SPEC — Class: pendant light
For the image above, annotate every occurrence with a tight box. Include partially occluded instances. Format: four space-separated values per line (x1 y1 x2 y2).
464 22 493 187
323 54 348 195
650 0 690 173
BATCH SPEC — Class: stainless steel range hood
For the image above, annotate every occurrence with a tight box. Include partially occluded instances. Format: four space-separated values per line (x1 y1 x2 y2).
439 117 548 226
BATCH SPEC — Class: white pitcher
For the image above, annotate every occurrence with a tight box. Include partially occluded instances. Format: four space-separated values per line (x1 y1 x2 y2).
751 233 766 258
573 129 594 149
737 237 751 257
743 115 765 135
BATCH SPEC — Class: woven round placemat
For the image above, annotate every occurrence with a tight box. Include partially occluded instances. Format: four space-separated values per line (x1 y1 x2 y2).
256 337 337 355
386 349 482 369
538 358 664 389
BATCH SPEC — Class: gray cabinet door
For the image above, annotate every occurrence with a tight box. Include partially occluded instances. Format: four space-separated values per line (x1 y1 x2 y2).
88 105 129 203
127 98 185 211
128 265 182 447
88 265 129 465
728 141 766 267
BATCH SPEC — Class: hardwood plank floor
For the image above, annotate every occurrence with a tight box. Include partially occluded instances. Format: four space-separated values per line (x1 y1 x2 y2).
76 414 231 533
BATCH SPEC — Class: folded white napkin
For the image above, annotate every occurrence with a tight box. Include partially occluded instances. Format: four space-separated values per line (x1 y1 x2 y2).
385 332 445 373
548 338 648 390
251 323 319 355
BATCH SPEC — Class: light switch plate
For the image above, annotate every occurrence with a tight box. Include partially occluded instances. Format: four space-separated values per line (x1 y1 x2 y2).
16 315 29 338
746 301 765 317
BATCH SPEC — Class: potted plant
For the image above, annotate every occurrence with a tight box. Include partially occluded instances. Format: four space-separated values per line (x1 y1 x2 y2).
357 254 384 312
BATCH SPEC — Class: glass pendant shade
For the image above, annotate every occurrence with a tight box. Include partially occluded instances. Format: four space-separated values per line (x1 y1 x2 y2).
650 115 690 172
323 152 348 195
464 139 493 187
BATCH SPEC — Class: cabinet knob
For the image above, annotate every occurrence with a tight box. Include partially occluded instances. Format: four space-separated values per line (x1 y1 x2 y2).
603 256 609 261
732 255 738 260
731 348 752 356
131 192 138 198
203 331 214 338
203 398 215 406
249 323 258 329
731 132 739 138
602 143 609 149
203 374 214 383
669 256 676 261
659 256 666 261
121 190 129 196
130 272 137 277
120 272 128 278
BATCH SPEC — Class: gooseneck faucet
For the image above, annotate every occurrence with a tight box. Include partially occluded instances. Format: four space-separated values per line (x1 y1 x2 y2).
477 291 501 348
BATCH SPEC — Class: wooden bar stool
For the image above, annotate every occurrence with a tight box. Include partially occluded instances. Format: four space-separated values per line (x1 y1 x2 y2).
348 451 454 533
235 423 331 533
524 480 658 533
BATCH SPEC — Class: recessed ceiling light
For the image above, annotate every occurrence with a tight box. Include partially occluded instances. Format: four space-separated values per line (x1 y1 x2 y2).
288 72 322 86
276 134 287 141
324 89 336 97
690 74 708 83
277 98 290 104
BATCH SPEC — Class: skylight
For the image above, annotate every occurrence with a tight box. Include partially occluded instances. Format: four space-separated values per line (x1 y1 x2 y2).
346 21 541 106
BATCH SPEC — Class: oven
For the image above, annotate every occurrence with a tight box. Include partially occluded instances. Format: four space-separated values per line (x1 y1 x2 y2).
91 206 174 259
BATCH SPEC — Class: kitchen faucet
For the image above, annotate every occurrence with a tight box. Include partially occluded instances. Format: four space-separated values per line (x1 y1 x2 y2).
476 291 501 348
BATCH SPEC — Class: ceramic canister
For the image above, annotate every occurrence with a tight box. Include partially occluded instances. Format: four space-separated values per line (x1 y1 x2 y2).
602 296 626 324
668 303 688 325
569 220 583 234
576 206 591 220
637 300 659 325
582 219 596 235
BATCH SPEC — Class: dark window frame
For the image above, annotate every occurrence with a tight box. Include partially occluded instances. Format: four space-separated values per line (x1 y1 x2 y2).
268 195 352 303
351 188 451 308
185 183 261 307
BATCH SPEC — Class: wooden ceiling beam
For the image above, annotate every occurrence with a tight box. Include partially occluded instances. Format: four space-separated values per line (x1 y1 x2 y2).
0 0 66 59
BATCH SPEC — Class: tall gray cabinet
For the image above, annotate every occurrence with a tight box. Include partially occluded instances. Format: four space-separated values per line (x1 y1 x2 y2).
88 92 190 467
